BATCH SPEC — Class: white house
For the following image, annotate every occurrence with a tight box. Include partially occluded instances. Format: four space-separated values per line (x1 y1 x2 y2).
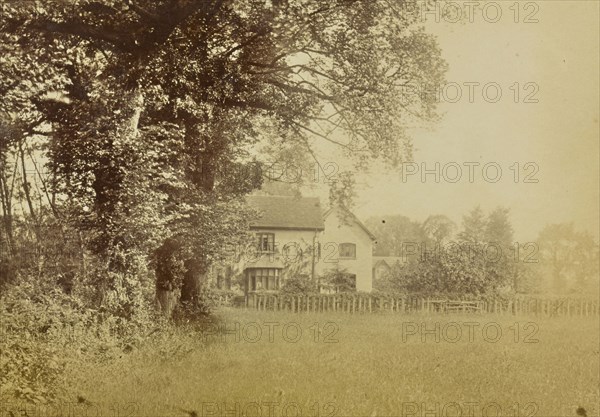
316 206 376 293
241 195 324 294
216 195 376 294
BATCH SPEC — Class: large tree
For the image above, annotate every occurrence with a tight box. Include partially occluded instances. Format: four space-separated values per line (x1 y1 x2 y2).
536 223 599 293
458 205 486 244
421 214 455 246
483 207 514 293
366 215 427 257
1 0 446 311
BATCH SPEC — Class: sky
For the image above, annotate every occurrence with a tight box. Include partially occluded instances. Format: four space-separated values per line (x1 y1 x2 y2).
304 0 600 242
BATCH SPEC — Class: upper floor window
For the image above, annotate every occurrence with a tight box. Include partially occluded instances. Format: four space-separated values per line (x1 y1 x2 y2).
257 233 275 252
339 243 356 259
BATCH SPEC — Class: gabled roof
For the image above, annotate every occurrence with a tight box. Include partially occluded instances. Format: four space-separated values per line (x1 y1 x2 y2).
373 256 405 269
247 195 325 231
324 206 377 241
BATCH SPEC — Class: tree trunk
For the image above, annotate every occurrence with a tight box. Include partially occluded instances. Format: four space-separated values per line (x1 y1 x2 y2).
18 140 40 239
180 257 207 304
156 288 177 317
0 169 15 256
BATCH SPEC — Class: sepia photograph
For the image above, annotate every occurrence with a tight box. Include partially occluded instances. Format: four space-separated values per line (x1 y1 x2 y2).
0 0 598 416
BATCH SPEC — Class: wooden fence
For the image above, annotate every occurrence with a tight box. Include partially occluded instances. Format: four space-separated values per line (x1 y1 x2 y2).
244 293 600 317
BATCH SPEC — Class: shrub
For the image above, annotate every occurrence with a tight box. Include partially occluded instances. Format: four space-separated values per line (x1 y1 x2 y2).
171 286 238 323
319 268 357 293
0 280 158 404
280 274 317 296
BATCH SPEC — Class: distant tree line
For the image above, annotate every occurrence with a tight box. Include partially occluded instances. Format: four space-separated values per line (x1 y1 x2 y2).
367 207 599 296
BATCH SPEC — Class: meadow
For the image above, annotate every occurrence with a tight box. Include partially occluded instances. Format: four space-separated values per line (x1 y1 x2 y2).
6 309 599 417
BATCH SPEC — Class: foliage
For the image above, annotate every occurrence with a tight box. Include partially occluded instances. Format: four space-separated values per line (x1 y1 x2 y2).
0 0 446 309
371 206 519 296
422 214 456 245
280 274 317 296
457 206 487 243
366 215 427 257
388 242 504 296
482 207 515 293
0 280 161 404
319 267 357 293
535 223 599 293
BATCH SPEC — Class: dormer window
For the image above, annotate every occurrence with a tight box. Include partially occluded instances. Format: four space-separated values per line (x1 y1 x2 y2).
257 233 275 252
339 243 356 259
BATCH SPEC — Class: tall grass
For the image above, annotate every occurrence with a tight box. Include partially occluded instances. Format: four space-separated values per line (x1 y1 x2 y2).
38 308 599 417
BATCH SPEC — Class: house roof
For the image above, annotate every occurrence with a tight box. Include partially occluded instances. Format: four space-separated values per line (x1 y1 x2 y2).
373 256 405 269
247 195 325 231
323 206 377 241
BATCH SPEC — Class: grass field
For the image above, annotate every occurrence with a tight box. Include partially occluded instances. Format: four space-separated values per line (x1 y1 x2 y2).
27 309 600 417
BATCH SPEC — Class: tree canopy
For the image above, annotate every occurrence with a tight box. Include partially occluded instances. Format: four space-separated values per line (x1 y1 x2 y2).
1 0 447 310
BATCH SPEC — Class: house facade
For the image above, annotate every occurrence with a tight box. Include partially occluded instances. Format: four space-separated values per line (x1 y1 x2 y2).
223 195 375 295
241 195 324 294
316 206 376 293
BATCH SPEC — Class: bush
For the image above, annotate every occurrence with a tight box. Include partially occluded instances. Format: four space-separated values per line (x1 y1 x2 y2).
319 268 357 293
382 243 508 297
280 274 317 296
0 280 159 404
171 286 238 323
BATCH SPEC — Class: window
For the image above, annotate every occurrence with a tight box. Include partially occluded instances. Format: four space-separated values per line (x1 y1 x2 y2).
257 233 275 252
248 268 280 291
339 243 356 259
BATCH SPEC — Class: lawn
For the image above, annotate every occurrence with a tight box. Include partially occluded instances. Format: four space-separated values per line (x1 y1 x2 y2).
22 309 600 417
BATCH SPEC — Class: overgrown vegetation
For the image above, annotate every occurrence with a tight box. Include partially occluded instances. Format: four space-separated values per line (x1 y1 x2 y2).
0 0 448 403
